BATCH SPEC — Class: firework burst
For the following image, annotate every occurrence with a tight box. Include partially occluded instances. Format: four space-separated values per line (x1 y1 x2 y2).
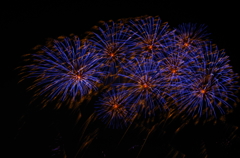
173 23 210 50
87 20 135 82
20 36 103 108
173 45 239 117
95 89 135 129
18 15 240 158
128 15 175 59
117 57 169 116
159 46 198 86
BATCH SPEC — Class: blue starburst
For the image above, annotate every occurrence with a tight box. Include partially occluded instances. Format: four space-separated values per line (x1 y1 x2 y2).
21 36 103 108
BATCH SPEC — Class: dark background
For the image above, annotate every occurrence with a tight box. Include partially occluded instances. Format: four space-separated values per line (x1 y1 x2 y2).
3 0 240 157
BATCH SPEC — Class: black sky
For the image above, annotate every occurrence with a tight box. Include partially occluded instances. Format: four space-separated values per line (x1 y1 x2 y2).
3 0 240 158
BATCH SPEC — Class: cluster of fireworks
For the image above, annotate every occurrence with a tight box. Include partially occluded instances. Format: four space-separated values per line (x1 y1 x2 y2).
20 15 239 129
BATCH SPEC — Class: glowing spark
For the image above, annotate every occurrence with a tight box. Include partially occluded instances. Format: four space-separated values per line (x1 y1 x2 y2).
183 42 189 47
77 75 82 80
200 89 206 94
148 45 153 50
143 83 148 88
171 69 177 73
113 104 119 109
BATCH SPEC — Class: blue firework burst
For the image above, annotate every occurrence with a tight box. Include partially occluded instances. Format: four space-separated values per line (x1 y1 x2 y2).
117 57 169 116
128 15 175 59
19 15 240 123
95 89 135 129
159 46 198 90
174 45 239 117
173 23 211 50
87 20 135 80
21 36 103 108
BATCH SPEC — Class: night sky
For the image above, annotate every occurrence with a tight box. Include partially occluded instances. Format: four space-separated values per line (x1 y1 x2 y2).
4 0 240 158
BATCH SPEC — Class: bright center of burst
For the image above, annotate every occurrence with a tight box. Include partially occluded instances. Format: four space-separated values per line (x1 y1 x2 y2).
113 104 119 109
77 75 82 80
148 45 153 50
110 53 115 57
183 43 189 47
143 83 148 88
171 69 177 73
200 89 206 94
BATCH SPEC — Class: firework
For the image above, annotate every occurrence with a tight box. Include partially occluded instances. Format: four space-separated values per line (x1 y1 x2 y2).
117 57 169 116
159 46 198 85
173 45 239 117
95 89 135 129
18 15 240 158
128 15 175 59
173 23 210 50
87 20 135 81
20 36 103 108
